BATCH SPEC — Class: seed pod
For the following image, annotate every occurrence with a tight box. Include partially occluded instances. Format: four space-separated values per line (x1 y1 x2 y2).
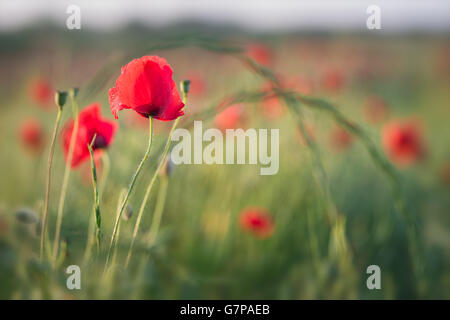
15 207 38 224
122 204 133 221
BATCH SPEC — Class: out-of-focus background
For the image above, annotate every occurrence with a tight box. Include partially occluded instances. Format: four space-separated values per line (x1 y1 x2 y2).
0 0 449 299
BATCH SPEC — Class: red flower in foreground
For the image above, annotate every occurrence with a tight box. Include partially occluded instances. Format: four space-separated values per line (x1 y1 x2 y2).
29 78 53 108
19 118 46 154
382 120 425 167
363 95 389 124
329 126 353 152
214 104 244 131
240 208 274 239
247 44 273 66
109 55 184 121
62 103 117 168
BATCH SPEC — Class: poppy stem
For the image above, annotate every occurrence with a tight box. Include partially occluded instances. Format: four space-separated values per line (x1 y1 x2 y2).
104 117 153 273
40 106 63 262
145 175 169 247
52 88 79 268
88 134 102 250
125 80 189 268
83 152 110 265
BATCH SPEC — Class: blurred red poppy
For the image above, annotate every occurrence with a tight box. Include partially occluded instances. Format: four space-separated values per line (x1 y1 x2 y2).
185 71 206 97
321 68 345 93
382 120 425 167
29 78 53 108
19 118 46 154
363 95 389 123
109 55 184 121
61 103 118 168
329 126 353 152
215 104 244 131
247 44 273 66
240 207 274 239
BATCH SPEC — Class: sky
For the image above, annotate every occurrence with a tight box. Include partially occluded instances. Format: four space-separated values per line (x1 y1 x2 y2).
0 0 449 33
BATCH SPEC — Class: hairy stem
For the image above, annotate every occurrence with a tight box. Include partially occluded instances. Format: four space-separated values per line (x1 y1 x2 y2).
52 90 79 267
40 107 63 262
104 117 153 272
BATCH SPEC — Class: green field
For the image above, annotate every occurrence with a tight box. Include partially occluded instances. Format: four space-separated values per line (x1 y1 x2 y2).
0 28 449 299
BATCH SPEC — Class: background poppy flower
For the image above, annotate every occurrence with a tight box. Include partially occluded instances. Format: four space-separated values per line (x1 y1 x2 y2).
214 104 244 131
240 207 274 239
19 118 46 154
247 44 273 66
29 78 53 108
382 120 425 167
185 71 206 97
320 68 345 93
109 55 184 121
61 103 117 168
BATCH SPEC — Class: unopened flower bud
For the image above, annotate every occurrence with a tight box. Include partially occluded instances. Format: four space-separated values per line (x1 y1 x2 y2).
55 91 68 109
15 207 38 224
122 204 133 221
181 79 191 96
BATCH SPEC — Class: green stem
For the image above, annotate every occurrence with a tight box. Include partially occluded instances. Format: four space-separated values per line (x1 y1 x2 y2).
40 107 63 262
111 189 127 268
52 90 79 267
105 117 153 271
145 175 169 247
125 88 188 267
88 134 101 249
83 153 110 265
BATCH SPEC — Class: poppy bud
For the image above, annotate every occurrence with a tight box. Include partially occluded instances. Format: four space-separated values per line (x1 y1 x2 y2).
15 207 39 224
123 204 133 221
55 91 68 109
181 79 191 96
160 155 175 178
69 87 79 99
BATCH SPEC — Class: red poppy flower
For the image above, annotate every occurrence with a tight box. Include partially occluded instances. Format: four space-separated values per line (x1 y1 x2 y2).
321 68 345 93
109 55 184 121
382 120 425 167
329 126 353 152
30 78 53 108
61 103 118 168
214 104 244 131
247 44 273 66
185 71 206 97
240 207 274 239
19 118 46 154
363 95 389 124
